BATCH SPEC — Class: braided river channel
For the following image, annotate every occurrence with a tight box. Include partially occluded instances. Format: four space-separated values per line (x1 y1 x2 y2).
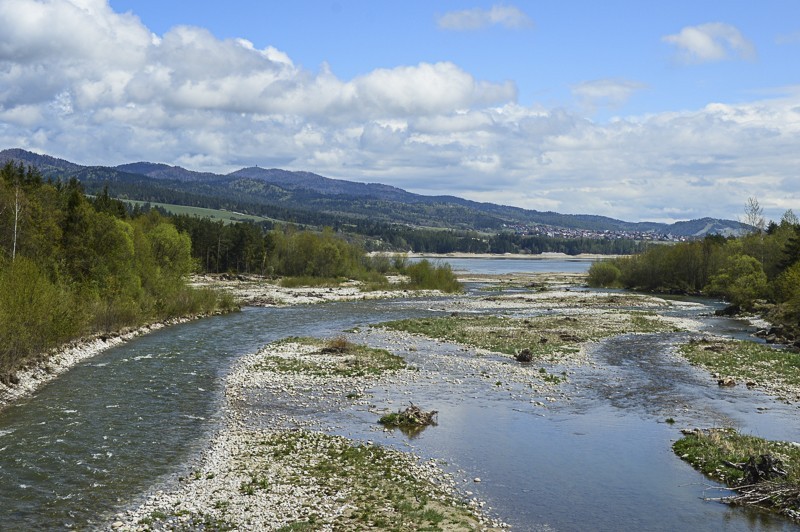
1 258 799 530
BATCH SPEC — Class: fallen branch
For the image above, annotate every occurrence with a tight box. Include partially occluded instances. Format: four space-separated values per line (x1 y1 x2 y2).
379 403 438 428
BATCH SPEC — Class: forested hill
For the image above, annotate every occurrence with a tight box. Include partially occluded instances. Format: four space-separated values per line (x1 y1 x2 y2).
0 148 748 237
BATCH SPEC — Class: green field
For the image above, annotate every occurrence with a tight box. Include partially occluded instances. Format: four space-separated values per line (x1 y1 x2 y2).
121 199 276 224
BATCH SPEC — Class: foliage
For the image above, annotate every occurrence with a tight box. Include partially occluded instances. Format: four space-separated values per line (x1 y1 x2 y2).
0 162 231 377
400 259 462 293
706 254 768 309
0 257 81 374
587 260 622 287
603 214 800 332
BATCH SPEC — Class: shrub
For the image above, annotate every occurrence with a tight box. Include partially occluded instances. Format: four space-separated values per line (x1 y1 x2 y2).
402 260 461 293
0 258 82 372
587 261 621 287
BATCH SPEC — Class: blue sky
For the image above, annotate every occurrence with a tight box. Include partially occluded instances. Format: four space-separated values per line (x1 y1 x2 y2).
2 0 799 222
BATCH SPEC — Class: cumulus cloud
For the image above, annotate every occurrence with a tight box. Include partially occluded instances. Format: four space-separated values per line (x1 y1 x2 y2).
436 4 533 31
662 22 756 63
0 1 798 223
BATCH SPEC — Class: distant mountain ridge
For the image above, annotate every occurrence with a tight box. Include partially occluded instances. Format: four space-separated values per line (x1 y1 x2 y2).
0 148 750 237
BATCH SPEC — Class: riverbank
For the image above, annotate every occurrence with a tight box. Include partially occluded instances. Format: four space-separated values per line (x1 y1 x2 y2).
114 338 507 530
0 273 442 414
391 251 620 260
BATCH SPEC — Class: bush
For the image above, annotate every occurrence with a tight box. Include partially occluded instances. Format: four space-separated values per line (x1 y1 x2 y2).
706 255 768 309
0 258 82 373
587 261 621 287
402 260 461 293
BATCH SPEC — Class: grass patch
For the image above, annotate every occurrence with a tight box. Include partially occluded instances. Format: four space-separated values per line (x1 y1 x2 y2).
674 428 800 520
254 337 406 377
680 338 800 390
264 430 482 530
378 312 678 362
137 429 489 530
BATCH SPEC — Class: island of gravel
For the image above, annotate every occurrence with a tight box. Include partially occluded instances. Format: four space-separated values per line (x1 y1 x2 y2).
112 271 711 531
116 336 505 530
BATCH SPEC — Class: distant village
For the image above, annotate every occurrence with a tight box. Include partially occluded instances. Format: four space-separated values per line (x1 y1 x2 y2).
505 223 690 242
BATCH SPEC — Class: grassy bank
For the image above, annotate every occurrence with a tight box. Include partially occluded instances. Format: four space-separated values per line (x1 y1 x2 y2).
674 428 800 521
252 336 407 378
137 429 490 531
679 338 800 401
378 312 680 363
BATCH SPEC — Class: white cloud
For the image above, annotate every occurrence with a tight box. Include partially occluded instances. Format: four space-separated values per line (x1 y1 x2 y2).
436 5 533 31
0 1 798 224
663 22 756 63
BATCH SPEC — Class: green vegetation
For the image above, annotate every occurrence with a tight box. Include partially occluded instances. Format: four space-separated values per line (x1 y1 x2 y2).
264 430 481 530
378 312 679 362
139 429 487 530
680 338 800 391
587 207 800 336
401 259 462 293
122 198 276 224
0 161 463 382
0 163 235 381
674 428 800 520
253 337 407 378
172 215 462 292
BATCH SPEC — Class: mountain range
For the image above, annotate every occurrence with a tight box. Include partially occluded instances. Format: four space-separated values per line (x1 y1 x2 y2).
0 148 749 237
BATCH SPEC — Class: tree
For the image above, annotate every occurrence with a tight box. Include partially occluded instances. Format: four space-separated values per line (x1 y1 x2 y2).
743 197 766 234
706 254 768 309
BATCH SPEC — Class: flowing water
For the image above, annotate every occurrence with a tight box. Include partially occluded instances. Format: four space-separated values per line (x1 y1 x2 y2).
0 259 798 530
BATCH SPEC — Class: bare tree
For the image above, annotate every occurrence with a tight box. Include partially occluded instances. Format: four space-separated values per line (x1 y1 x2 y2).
781 209 799 227
743 196 766 234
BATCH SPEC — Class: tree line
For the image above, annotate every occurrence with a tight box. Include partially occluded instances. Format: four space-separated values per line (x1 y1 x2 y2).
588 208 800 333
0 163 234 380
0 163 464 379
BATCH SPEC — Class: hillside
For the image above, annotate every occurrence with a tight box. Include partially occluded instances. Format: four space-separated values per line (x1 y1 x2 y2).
0 148 748 237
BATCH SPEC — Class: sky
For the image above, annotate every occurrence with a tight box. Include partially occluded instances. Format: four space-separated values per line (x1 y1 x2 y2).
1 1 799 223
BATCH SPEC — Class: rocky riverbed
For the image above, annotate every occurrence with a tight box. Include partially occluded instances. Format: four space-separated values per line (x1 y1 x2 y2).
190 273 439 306
113 338 508 530
110 274 718 531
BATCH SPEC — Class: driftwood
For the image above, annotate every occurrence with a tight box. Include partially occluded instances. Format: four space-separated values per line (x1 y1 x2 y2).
515 348 533 362
723 454 787 485
379 403 438 428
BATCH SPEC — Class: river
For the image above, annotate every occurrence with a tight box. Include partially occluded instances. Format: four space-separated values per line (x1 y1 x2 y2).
0 258 797 530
